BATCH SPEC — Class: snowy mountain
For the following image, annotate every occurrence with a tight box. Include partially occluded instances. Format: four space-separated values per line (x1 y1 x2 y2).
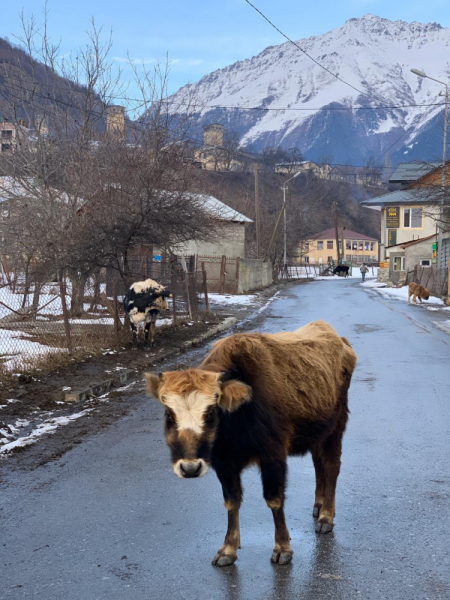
165 14 450 166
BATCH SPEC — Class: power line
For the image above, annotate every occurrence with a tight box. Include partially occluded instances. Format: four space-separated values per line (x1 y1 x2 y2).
1 76 446 171
243 0 392 107
2 73 444 113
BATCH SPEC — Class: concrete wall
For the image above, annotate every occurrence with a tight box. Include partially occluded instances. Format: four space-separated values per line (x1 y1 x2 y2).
404 238 435 274
238 259 273 293
179 222 246 258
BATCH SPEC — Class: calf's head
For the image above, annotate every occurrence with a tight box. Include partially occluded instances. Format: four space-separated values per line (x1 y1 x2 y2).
145 369 251 478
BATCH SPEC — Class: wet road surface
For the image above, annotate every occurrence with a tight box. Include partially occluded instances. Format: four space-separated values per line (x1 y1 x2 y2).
1 279 450 599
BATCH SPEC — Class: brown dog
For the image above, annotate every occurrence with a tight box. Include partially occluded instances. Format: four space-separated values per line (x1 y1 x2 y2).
408 282 430 304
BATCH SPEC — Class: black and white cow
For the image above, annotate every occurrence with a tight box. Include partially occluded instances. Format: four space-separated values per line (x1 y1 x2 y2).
123 278 171 348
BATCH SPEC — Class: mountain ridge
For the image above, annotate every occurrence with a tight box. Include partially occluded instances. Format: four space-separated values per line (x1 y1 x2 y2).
165 14 450 166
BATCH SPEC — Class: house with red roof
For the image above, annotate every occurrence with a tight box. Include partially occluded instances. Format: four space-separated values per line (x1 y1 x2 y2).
295 227 379 266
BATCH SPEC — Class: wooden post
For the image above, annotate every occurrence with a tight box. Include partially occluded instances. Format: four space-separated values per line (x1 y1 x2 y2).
254 163 261 259
235 257 240 294
219 255 226 295
202 262 209 312
59 278 73 354
264 203 285 261
188 272 198 321
180 258 193 320
171 272 177 324
112 277 120 336
334 202 341 264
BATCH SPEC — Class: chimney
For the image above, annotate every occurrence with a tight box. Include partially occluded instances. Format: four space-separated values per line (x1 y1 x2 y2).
203 123 223 147
106 105 125 135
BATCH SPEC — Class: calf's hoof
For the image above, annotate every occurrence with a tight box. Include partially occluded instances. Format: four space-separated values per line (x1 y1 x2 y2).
315 520 334 534
212 549 237 567
271 548 293 565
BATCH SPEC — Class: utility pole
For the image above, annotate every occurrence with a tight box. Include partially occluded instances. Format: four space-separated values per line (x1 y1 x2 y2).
254 163 261 259
411 68 449 270
334 202 341 264
439 84 448 270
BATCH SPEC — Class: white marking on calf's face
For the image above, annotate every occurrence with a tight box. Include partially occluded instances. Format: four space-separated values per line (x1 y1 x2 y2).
164 391 216 435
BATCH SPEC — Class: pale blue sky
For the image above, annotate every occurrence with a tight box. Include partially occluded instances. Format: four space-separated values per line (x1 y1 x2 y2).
3 0 450 99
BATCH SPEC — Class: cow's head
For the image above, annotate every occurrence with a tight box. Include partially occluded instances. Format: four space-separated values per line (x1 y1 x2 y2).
144 369 251 478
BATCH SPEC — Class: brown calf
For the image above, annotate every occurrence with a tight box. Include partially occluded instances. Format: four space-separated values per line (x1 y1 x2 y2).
145 320 357 566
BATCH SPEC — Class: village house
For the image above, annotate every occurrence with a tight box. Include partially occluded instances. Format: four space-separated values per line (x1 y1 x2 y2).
0 120 30 153
275 161 332 179
193 124 258 171
328 164 383 188
295 227 379 266
361 161 450 264
387 161 441 191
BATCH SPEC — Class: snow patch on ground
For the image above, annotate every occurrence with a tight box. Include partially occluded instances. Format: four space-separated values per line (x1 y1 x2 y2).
0 409 93 455
207 294 257 306
364 283 444 306
433 320 450 334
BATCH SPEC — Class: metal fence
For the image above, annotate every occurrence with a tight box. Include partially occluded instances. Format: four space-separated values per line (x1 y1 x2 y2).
0 260 205 376
406 264 449 298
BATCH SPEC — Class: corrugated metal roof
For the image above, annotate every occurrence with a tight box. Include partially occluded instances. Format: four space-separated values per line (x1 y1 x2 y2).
361 188 441 206
193 194 252 223
389 162 441 182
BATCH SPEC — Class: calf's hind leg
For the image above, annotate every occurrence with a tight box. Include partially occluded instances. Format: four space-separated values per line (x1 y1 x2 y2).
315 430 343 534
311 446 326 518
260 459 293 565
212 470 243 567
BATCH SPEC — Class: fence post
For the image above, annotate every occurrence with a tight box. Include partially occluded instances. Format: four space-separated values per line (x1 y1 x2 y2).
219 255 226 295
59 278 73 354
201 262 210 312
112 277 121 337
180 258 193 320
188 272 198 321
234 258 240 294
171 272 177 324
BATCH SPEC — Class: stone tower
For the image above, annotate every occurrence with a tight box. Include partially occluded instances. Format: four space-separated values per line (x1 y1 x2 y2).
106 105 125 135
203 123 223 147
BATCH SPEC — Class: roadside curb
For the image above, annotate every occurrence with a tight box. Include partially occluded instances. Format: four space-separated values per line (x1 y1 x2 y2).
64 316 237 403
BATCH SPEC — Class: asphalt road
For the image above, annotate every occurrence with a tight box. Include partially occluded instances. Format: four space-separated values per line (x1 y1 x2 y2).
1 279 450 600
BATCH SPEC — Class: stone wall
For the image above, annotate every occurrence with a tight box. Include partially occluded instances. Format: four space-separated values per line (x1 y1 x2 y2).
180 222 246 258
238 259 273 293
377 267 390 283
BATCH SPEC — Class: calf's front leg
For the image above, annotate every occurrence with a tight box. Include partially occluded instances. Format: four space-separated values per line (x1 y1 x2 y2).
260 459 293 565
213 470 242 567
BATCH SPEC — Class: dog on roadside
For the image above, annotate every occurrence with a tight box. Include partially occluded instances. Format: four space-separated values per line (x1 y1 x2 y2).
407 282 430 304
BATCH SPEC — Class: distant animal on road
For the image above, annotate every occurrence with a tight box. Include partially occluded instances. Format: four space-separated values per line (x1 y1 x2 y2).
123 278 171 348
408 282 430 305
145 321 357 567
333 265 349 277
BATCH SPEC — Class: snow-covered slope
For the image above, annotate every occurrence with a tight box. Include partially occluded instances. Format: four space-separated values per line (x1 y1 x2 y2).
165 14 450 165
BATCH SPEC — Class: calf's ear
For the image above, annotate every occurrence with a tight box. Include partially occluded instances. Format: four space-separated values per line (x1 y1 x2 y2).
218 380 252 413
144 372 164 400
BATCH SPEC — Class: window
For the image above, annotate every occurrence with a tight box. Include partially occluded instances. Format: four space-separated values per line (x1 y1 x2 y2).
1 143 11 152
346 254 351 261
318 257 323 264
359 241 363 251
304 256 309 263
317 240 323 250
304 242 310 251
352 241 358 250
393 256 405 271
404 208 422 228
1 130 13 139
327 240 333 249
346 241 351 250
370 242 375 251
327 256 333 262
364 242 370 251
420 258 431 267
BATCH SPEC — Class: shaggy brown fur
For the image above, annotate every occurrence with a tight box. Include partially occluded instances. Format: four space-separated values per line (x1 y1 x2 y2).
408 282 430 304
145 320 357 567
